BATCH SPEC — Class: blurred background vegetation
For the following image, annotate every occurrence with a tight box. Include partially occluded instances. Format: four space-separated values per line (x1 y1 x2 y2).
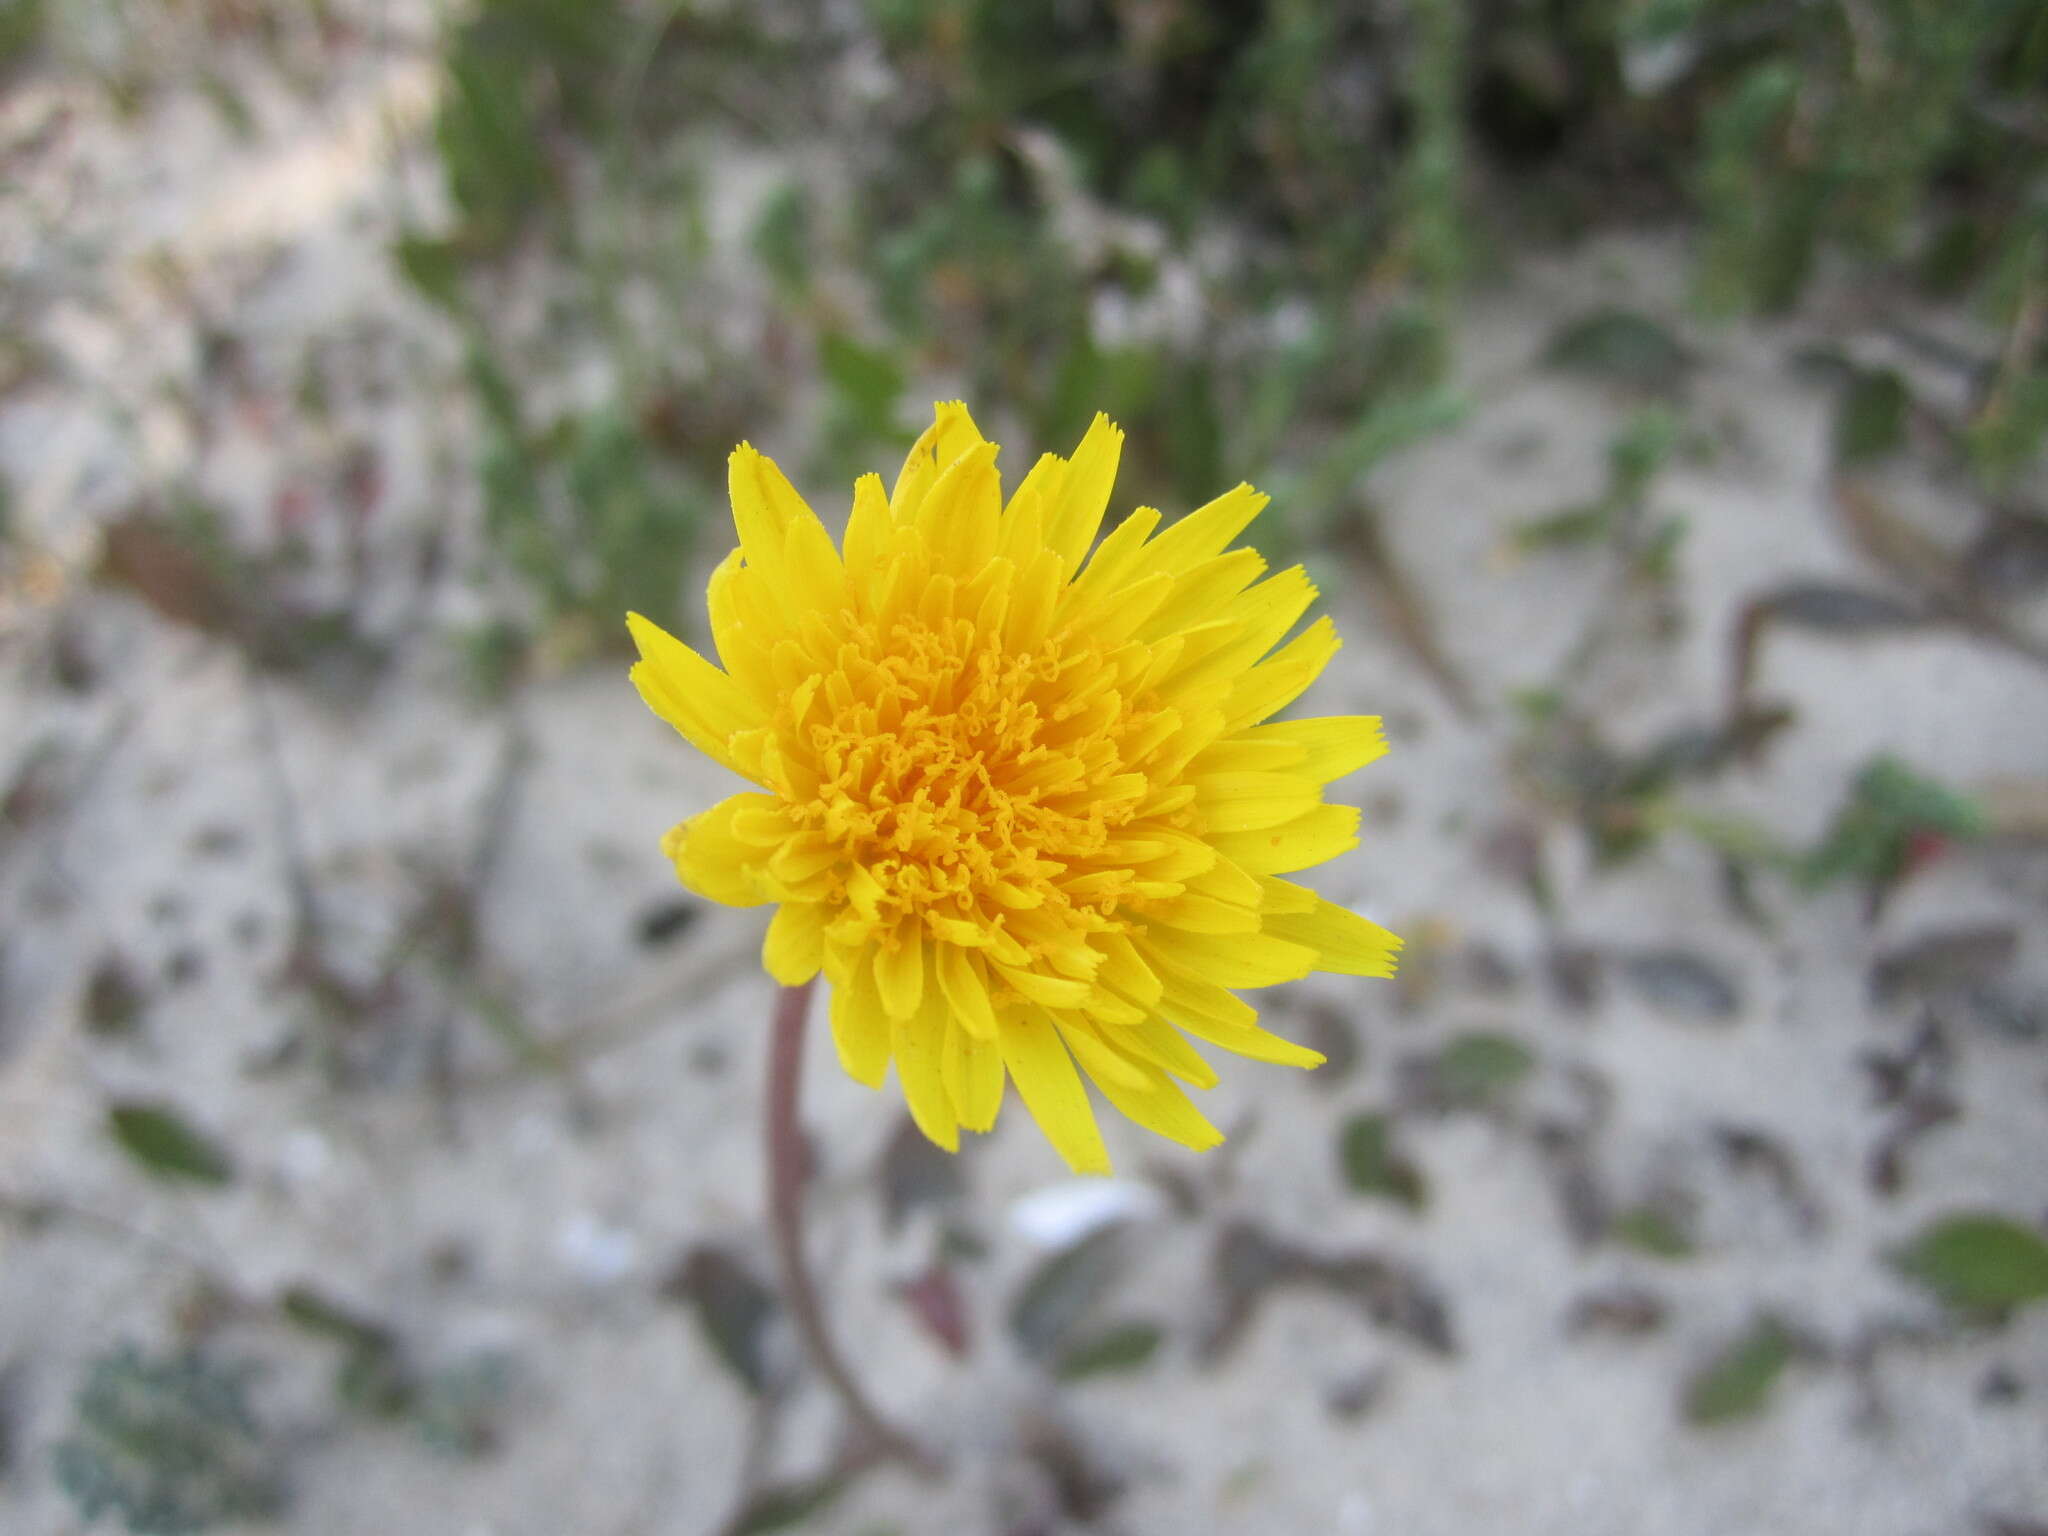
381 0 2048 670
9 0 2040 664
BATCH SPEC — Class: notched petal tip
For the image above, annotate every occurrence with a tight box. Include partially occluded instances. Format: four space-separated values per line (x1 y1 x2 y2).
623 609 669 655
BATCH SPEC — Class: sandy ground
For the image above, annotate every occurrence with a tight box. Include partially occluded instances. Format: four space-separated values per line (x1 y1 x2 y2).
3 11 2046 1536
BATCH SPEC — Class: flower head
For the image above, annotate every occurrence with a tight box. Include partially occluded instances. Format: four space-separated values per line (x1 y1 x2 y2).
629 402 1399 1171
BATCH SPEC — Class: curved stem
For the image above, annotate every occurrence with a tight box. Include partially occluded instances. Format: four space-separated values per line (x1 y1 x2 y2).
766 980 939 1475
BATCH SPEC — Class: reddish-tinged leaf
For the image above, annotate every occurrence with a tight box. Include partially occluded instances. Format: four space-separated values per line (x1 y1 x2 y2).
898 1262 971 1358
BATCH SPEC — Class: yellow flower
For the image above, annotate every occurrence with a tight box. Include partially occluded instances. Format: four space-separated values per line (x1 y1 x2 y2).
628 402 1399 1172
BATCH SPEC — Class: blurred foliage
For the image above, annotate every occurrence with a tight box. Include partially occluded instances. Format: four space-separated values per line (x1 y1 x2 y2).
106 1102 234 1187
468 348 707 663
1892 1212 2048 1314
52 1346 281 1535
0 0 44 75
1797 756 1986 891
1683 1314 1795 1425
1054 1319 1164 1381
1430 1030 1537 1105
400 0 2045 639
1609 1204 1696 1260
1510 402 1685 555
1337 1110 1429 1210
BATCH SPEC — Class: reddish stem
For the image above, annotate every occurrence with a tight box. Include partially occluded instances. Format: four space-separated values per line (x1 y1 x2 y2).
766 980 938 1474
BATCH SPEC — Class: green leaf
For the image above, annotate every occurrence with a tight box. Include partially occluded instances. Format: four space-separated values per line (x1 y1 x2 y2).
1835 368 1909 465
54 1345 280 1532
878 1112 963 1233
82 956 144 1037
730 1469 851 1535
278 1286 393 1355
1683 1316 1793 1425
1337 1113 1428 1210
1967 371 2048 489
393 235 466 312
664 1246 779 1395
1055 1320 1163 1381
1609 1206 1695 1259
1857 759 1985 839
820 332 905 435
412 1353 514 1459
1609 405 1682 490
107 1102 233 1186
1543 308 1693 395
1008 1225 1127 1361
1435 1032 1535 1102
1800 756 1985 890
1893 1214 2048 1312
1511 502 1614 552
751 181 813 299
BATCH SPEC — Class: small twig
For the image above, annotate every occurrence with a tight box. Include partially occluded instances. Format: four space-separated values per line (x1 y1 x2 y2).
764 981 939 1477
424 720 536 1131
247 674 328 988
0 1190 251 1303
1340 500 1477 719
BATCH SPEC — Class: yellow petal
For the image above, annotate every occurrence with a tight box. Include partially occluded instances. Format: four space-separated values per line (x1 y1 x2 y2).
1254 874 1321 915
1191 736 1309 774
665 794 782 907
1151 967 1327 1068
1068 506 1162 599
780 504 846 613
762 902 826 985
767 831 842 888
1222 615 1340 731
625 612 761 773
843 471 892 575
703 551 780 698
1140 923 1318 989
1209 803 1361 874
1120 1016 1220 1088
1003 548 1063 652
1044 413 1123 576
916 438 1001 578
998 1012 1111 1175
874 920 926 1019
1088 1068 1223 1153
1163 566 1320 699
1055 1018 1155 1091
1140 547 1268 640
829 956 891 1088
942 1022 1005 1132
996 452 1059 562
728 443 818 570
1261 899 1404 978
890 415 941 521
1078 986 1147 1025
1193 771 1323 833
936 942 1000 1038
1143 482 1269 572
1183 852 1263 907
1064 571 1173 647
932 399 988 471
888 401 986 525
1241 715 1387 786
1142 890 1261 934
994 963 1093 1009
1096 932 1163 1008
894 1007 959 1152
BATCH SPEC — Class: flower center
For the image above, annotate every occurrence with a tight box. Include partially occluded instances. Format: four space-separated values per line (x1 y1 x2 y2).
784 610 1167 952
